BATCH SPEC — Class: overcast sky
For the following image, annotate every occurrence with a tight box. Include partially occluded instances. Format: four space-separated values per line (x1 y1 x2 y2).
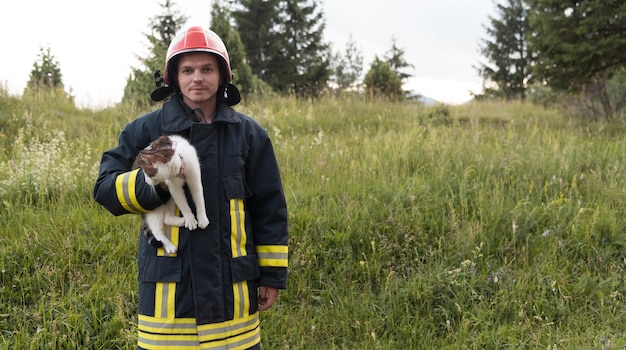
0 0 498 108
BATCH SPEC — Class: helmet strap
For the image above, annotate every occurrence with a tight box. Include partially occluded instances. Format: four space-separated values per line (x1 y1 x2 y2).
220 83 241 106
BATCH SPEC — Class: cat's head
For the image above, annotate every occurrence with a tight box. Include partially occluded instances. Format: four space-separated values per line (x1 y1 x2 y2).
133 136 176 186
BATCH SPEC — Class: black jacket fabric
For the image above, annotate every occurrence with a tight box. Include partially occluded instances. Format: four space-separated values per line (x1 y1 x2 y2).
93 96 288 349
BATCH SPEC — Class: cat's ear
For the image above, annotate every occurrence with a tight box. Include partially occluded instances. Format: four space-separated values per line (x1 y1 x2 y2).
135 151 156 167
157 136 174 150
133 153 145 169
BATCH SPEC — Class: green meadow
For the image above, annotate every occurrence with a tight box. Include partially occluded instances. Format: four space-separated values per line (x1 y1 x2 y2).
1 92 626 349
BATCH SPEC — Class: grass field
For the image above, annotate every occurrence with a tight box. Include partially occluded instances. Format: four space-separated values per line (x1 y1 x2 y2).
1 92 626 349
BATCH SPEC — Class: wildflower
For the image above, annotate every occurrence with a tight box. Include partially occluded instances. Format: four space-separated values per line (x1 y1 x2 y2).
311 130 324 146
271 126 282 139
461 259 474 268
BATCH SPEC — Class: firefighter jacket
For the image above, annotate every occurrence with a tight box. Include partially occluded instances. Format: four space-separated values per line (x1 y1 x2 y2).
93 96 289 349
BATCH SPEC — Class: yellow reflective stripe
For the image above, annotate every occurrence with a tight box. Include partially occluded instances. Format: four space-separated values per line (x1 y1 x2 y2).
138 315 200 349
256 245 288 254
154 207 179 319
155 283 163 317
230 199 250 319
138 332 200 349
115 169 148 214
229 199 247 258
200 327 259 350
233 281 241 321
138 315 197 333
256 245 289 267
137 314 260 349
197 312 259 346
155 282 176 319
233 281 250 320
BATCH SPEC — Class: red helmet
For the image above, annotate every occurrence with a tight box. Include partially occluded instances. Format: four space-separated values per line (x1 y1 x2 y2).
163 26 232 85
151 26 240 105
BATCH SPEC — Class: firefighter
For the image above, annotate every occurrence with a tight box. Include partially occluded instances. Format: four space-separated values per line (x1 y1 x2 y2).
93 25 289 349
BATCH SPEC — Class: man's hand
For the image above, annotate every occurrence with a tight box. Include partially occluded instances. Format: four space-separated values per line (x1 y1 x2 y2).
258 286 279 311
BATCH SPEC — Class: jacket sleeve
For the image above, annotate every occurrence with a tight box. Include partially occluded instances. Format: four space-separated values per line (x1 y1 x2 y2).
93 122 170 216
245 125 289 290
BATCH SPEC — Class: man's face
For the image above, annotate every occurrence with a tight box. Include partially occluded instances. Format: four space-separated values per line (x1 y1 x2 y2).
177 52 221 108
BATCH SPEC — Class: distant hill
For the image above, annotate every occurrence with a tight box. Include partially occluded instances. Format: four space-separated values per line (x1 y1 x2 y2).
417 95 438 106
406 92 438 106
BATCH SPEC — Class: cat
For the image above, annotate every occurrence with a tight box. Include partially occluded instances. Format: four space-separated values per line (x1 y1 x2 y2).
132 134 209 254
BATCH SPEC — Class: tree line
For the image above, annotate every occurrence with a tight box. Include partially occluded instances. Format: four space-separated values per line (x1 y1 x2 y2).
24 0 414 109
476 0 626 119
22 0 626 119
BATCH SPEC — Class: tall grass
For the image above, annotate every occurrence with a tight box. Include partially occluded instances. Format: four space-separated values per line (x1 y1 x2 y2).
1 94 626 349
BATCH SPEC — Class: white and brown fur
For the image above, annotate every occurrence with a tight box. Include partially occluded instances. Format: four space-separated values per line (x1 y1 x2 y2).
132 135 209 253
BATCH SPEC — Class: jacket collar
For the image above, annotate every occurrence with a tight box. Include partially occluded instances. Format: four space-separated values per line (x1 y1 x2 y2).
161 95 241 132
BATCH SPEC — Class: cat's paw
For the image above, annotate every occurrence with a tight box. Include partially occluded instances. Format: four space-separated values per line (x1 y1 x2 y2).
184 216 199 230
197 215 209 229
162 241 178 254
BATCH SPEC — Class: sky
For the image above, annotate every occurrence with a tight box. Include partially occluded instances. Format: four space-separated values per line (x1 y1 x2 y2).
0 0 499 109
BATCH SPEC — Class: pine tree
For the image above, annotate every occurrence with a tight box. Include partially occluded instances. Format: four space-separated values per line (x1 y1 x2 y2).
527 0 626 118
121 0 187 109
270 0 330 97
25 46 64 92
232 0 281 81
331 35 364 93
476 0 533 100
233 0 330 97
527 0 626 92
24 46 74 105
384 37 414 85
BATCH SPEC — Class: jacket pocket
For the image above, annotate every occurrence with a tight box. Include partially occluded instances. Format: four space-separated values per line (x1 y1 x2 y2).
138 255 182 283
223 174 252 199
231 254 260 283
